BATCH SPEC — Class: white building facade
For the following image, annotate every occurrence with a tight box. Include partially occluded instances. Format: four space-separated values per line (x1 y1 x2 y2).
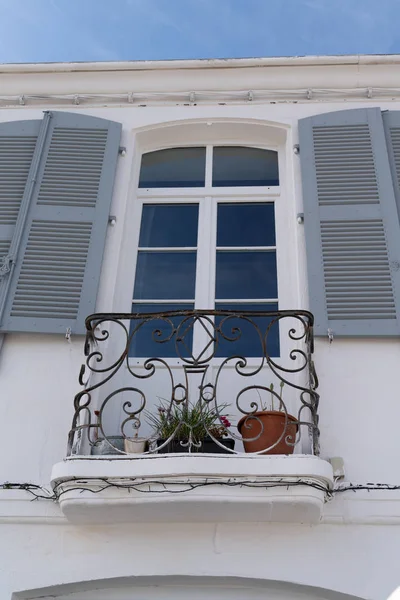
1 55 400 600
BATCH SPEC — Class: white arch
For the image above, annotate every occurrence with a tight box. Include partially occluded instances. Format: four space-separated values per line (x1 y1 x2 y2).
12 575 366 600
133 117 288 154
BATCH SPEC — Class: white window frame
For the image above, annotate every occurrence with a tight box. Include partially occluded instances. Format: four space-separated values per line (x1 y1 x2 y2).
127 143 286 362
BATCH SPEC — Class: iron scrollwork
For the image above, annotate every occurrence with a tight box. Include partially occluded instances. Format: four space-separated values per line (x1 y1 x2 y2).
67 309 320 457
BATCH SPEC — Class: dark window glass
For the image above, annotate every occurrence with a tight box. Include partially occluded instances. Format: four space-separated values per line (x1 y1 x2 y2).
129 304 194 357
139 147 206 188
139 204 199 248
217 202 275 247
134 251 197 300
216 251 278 299
215 303 280 357
212 147 279 187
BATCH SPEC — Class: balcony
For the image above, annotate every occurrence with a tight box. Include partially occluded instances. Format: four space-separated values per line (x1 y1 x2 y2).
51 309 333 524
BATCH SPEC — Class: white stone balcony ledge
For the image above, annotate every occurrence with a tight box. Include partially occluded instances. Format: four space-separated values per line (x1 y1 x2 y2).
51 454 333 525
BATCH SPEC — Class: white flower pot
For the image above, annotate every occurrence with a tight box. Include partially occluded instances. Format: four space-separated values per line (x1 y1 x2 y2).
124 437 147 453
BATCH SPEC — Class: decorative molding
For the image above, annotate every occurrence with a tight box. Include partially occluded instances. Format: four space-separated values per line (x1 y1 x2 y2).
3 487 400 526
0 490 65 524
323 491 400 525
1 88 400 108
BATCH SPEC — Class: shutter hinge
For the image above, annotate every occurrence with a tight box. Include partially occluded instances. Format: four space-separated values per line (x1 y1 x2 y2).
119 146 127 156
108 215 117 226
65 327 72 342
297 213 304 224
327 328 334 344
390 260 400 272
293 144 300 155
0 255 13 279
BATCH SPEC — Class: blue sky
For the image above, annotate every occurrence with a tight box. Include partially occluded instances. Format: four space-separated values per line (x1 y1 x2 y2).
0 0 398 64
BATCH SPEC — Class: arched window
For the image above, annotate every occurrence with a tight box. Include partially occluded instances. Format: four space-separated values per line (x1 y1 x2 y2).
138 146 279 188
131 145 280 357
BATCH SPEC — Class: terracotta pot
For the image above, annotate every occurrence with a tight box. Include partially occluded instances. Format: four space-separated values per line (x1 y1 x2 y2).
237 411 297 455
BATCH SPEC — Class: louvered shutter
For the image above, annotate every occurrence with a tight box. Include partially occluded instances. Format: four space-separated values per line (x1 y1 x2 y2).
299 107 400 337
0 120 41 301
383 111 400 218
0 111 121 334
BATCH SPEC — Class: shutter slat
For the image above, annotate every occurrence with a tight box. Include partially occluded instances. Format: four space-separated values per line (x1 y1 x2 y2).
36 126 109 210
0 240 9 260
0 125 39 227
299 108 400 337
383 113 400 230
313 122 380 208
1 112 121 334
10 218 92 320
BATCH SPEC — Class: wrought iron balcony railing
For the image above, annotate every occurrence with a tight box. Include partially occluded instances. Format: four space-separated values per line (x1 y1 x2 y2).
67 309 320 457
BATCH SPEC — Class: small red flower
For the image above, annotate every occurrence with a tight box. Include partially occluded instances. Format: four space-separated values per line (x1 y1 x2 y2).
221 416 231 427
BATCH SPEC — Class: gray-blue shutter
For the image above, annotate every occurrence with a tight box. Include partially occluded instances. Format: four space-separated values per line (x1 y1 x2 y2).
299 107 400 337
383 111 400 219
0 120 40 297
0 111 121 334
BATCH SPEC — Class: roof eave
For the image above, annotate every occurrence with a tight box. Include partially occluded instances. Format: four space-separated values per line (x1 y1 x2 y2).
1 54 400 74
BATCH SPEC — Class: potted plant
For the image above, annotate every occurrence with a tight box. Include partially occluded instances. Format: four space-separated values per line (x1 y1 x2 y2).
90 410 147 454
237 382 298 455
147 400 235 454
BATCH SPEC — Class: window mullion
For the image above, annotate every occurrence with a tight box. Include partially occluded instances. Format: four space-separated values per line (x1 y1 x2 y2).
205 146 213 187
208 197 217 308
192 196 215 357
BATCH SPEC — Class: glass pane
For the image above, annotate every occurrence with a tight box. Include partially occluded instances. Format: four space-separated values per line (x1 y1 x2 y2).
215 303 280 357
212 147 279 187
216 251 277 299
139 147 206 188
217 202 275 247
139 204 199 248
129 304 194 357
134 251 197 300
